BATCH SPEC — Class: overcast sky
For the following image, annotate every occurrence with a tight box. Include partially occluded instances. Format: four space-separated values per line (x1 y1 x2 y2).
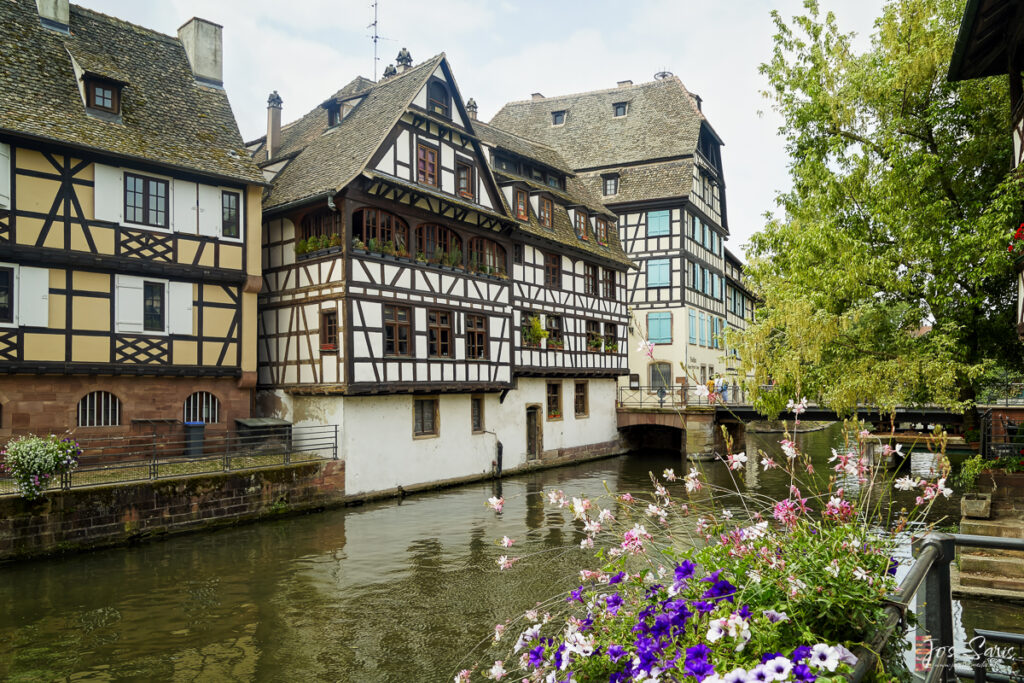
76 0 884 257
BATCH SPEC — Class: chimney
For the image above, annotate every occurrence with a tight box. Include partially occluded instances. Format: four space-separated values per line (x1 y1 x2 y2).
396 47 413 73
381 64 397 80
465 98 478 120
531 93 544 101
266 91 282 161
177 17 224 86
617 80 633 87
36 0 69 32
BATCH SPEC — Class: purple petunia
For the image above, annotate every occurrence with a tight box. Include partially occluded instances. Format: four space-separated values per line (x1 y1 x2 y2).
702 577 737 603
568 586 585 603
793 663 818 682
605 593 624 615
528 644 545 668
607 644 626 662
609 571 626 585
675 560 697 583
761 651 783 664
791 645 811 662
690 600 716 614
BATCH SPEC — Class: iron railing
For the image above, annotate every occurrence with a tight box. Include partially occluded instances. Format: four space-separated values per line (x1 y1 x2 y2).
981 410 1024 460
0 424 339 497
617 385 750 409
851 532 1024 682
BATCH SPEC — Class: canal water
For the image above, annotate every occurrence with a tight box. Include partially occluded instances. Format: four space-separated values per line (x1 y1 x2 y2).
0 424 1021 681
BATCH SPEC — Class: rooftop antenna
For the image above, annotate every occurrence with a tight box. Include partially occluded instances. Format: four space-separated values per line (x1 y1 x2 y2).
366 1 394 80
654 69 674 80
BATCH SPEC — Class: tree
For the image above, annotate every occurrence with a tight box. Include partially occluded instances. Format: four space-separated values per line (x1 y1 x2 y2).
736 0 1024 429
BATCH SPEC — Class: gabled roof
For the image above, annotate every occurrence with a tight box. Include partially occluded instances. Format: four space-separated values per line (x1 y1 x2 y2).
490 77 709 171
0 0 262 185
260 55 447 210
577 159 695 206
471 120 575 176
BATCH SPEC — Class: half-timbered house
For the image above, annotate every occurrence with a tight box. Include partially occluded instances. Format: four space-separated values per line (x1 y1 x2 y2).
491 77 734 391
252 51 631 495
0 0 264 438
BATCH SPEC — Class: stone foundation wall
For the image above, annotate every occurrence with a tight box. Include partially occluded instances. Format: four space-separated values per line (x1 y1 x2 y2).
0 459 345 562
540 439 622 463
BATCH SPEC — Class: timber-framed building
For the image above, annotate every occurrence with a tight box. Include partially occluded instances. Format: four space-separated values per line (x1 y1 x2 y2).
0 0 264 438
491 77 739 392
250 51 631 495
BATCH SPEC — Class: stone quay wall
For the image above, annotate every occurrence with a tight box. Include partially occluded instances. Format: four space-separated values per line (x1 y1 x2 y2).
0 459 345 562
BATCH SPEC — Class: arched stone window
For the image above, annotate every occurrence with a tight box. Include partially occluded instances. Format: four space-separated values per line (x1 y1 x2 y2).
352 208 409 251
78 391 121 427
467 237 507 275
415 223 462 262
183 391 221 423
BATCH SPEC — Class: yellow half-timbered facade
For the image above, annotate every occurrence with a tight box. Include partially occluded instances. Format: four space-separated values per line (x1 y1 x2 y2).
0 0 263 437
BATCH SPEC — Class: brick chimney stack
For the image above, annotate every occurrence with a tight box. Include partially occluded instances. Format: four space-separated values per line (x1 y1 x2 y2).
266 91 283 160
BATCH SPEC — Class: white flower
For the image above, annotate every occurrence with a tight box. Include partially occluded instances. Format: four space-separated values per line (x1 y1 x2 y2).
748 569 762 584
487 496 504 512
706 618 726 642
721 509 733 520
514 624 542 652
583 518 602 534
579 537 594 549
487 660 507 680
662 468 677 481
786 396 808 414
809 643 840 672
894 476 917 491
722 668 748 683
936 478 952 498
824 560 840 577
500 536 515 547
853 566 871 582
727 451 747 470
684 467 702 493
765 656 792 681
598 508 615 523
779 439 798 460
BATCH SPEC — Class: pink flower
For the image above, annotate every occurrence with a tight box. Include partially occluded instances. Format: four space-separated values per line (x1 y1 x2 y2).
637 339 655 358
726 452 748 470
621 523 652 554
497 556 517 570
500 536 515 547
487 496 504 513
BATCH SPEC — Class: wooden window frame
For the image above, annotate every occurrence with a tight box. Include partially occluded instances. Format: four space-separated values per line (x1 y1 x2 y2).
352 207 409 251
383 304 412 357
596 218 609 245
544 252 561 289
414 223 461 262
603 177 618 196
514 188 529 220
427 308 453 358
221 190 241 239
0 266 13 324
539 197 553 228
320 309 338 353
413 397 439 438
86 78 120 114
468 237 507 276
584 264 599 296
142 280 166 333
513 243 524 264
427 80 451 118
301 211 343 242
545 315 563 349
471 395 485 434
124 172 169 229
574 381 589 418
456 162 474 199
602 268 616 300
417 143 439 187
585 319 601 352
574 211 589 241
603 322 617 350
546 381 562 420
465 313 488 360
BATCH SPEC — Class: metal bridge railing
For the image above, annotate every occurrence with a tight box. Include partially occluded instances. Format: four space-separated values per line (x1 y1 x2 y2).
617 385 751 409
0 424 339 497
851 532 1024 682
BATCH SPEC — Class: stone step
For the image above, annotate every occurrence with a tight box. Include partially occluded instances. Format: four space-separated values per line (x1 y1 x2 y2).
960 518 1024 538
957 570 1024 593
960 554 1024 578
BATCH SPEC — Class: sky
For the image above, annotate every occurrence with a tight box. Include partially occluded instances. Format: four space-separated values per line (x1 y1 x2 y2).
74 0 885 258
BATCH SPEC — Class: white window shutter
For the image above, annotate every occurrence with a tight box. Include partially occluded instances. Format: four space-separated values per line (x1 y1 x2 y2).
197 184 221 237
168 281 194 335
0 142 10 209
93 164 123 223
115 274 143 333
18 267 50 327
172 179 198 234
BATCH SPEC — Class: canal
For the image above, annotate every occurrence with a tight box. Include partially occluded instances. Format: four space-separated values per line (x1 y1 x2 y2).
1 424 1021 681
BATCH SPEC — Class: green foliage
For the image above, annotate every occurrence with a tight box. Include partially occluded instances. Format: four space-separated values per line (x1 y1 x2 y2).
736 0 1024 419
522 315 549 347
2 435 81 499
294 238 308 255
954 454 986 490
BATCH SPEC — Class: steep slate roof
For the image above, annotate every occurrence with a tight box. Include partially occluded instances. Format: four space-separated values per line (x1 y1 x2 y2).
470 120 574 176
490 77 707 170
0 0 262 185
577 159 694 205
261 55 446 210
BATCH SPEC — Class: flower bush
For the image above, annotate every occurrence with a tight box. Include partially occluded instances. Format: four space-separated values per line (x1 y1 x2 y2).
463 417 953 682
1 434 81 499
1009 223 1024 254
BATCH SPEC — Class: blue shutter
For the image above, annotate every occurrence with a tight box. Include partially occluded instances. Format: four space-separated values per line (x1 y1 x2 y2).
647 210 670 236
648 312 671 344
699 312 706 346
688 309 697 344
648 259 669 287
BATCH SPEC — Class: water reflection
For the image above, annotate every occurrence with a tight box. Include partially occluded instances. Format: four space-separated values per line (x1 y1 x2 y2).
0 424 1012 681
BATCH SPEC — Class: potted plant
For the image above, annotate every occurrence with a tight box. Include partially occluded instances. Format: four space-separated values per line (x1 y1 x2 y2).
415 251 427 263
320 342 338 353
367 237 380 254
352 238 367 252
447 246 463 268
521 315 548 348
294 238 308 257
1 434 81 500
547 337 564 351
587 336 603 352
381 240 397 258
547 408 562 419
328 233 343 252
431 248 445 266
605 341 619 354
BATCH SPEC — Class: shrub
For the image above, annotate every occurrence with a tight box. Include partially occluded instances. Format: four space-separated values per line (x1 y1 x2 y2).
1 435 81 500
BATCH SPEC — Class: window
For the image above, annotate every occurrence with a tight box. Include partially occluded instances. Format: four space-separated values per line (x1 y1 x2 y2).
466 314 488 359
691 262 698 291
0 267 11 324
521 310 540 348
513 243 524 264
585 320 601 351
547 381 562 419
647 258 669 288
353 208 410 251
604 322 617 350
596 218 609 245
574 211 588 240
183 392 221 423
383 305 411 356
584 264 599 295
546 174 562 190
78 391 121 427
221 191 240 239
414 398 438 437
691 215 699 239
602 268 616 300
143 281 165 332
301 211 342 242
320 310 338 351
471 395 484 433
551 110 566 126
544 253 561 289
539 197 553 228
545 315 563 348
649 362 672 390
86 79 119 114
603 176 618 196
427 309 452 358
326 105 341 127
456 162 473 198
468 237 506 275
515 189 528 220
699 312 707 346
708 316 715 349
417 144 438 186
648 210 670 236
574 382 588 417
613 102 628 117
688 309 697 344
414 223 461 262
648 311 671 344
124 173 168 228
427 81 450 118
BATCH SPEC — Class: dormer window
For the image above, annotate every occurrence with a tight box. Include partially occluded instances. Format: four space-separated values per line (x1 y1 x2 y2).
86 78 120 114
613 102 628 117
551 110 566 126
428 80 450 118
514 189 529 220
327 104 341 127
574 211 588 240
603 175 619 196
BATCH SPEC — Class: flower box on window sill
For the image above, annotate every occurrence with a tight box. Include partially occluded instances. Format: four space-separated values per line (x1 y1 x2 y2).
319 344 338 353
604 344 619 354
546 341 564 351
547 411 562 420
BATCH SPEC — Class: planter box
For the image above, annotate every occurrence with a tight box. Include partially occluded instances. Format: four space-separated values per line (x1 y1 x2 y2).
962 492 992 519
987 470 1024 503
